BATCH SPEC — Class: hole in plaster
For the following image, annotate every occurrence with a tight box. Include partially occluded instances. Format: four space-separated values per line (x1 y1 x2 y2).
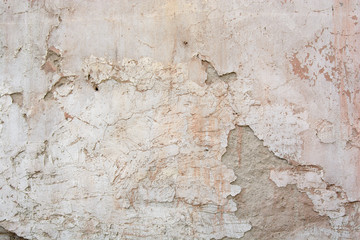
10 92 23 107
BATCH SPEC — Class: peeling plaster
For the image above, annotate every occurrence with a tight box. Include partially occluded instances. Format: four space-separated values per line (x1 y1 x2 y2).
1 0 360 239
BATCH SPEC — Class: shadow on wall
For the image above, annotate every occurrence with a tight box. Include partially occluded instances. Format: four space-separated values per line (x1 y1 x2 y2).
0 227 27 240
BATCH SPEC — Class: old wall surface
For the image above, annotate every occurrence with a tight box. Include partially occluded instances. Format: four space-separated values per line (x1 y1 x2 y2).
0 0 359 239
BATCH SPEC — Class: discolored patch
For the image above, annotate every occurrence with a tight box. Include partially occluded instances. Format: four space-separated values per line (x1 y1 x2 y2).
221 126 330 239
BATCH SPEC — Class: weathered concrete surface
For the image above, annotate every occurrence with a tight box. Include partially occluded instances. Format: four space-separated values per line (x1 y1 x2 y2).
0 0 359 239
224 126 360 239
223 127 331 240
0 227 25 240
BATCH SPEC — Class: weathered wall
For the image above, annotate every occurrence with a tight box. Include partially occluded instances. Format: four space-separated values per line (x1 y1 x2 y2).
0 227 25 240
0 0 359 239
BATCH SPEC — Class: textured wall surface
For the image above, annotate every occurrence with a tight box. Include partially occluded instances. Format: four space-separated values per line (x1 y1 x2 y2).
0 0 359 239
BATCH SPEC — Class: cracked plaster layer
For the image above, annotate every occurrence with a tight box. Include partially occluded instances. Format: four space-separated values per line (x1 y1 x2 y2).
0 0 360 239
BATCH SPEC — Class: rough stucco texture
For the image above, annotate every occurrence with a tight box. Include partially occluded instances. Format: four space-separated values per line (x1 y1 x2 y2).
0 0 359 239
